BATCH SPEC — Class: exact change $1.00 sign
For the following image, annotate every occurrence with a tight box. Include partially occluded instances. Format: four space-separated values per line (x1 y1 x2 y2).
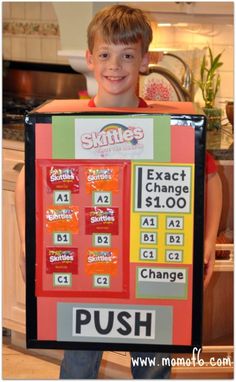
25 100 206 352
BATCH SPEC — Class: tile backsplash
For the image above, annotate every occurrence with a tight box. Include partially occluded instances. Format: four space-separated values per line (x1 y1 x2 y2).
3 2 68 65
2 2 233 108
149 21 234 108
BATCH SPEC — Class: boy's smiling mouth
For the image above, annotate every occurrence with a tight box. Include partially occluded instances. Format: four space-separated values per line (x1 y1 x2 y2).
105 76 125 81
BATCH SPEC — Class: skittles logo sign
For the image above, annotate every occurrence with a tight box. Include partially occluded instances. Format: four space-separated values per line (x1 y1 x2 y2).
80 123 144 150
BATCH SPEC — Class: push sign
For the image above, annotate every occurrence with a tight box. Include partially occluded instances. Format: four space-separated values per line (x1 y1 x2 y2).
25 100 205 352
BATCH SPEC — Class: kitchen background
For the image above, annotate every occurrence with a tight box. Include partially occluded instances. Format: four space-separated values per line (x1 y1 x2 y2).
2 2 234 379
2 1 234 109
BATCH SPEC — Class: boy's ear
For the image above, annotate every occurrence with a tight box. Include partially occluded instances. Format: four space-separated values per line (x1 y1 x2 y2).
139 52 149 74
86 49 94 70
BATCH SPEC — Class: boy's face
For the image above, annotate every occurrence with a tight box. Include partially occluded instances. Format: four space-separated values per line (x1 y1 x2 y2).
86 33 149 106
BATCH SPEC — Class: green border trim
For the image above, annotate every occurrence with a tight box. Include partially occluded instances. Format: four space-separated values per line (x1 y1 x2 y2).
52 116 75 158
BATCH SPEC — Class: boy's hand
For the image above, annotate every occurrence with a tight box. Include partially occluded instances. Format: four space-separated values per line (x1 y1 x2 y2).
203 239 215 288
19 245 26 282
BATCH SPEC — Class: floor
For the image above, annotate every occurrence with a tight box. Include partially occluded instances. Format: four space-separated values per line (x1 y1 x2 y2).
2 335 60 379
2 334 234 380
2 334 121 380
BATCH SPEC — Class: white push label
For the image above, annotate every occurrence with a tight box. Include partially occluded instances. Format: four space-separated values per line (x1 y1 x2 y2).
72 307 156 339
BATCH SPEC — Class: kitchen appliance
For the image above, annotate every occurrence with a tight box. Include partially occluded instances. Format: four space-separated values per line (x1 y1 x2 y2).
3 60 86 140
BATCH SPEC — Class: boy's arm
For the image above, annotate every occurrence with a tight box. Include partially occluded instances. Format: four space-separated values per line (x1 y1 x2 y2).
15 166 26 282
204 172 222 288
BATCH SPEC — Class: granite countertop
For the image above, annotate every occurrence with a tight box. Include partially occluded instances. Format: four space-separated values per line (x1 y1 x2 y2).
206 123 233 160
3 121 234 160
3 124 24 142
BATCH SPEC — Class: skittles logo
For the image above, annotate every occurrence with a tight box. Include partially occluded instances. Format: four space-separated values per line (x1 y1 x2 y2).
80 123 144 150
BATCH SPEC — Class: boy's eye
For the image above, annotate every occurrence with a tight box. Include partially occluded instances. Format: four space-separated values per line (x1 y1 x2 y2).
98 52 109 60
123 53 134 61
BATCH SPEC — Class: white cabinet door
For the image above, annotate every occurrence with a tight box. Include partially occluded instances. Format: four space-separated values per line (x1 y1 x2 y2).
3 189 26 333
126 2 233 15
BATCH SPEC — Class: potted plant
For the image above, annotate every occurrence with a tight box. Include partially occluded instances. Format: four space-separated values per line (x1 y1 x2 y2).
196 46 224 130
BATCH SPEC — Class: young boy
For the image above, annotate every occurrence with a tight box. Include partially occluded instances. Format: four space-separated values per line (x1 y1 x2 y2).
15 4 222 379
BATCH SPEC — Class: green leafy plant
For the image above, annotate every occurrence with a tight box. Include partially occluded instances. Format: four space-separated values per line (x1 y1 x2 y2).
196 47 224 108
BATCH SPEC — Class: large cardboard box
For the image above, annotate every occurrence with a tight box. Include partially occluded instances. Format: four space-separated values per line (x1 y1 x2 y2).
25 100 206 352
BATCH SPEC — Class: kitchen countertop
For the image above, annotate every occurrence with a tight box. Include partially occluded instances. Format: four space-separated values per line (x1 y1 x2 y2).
3 121 234 160
3 125 24 142
206 123 233 160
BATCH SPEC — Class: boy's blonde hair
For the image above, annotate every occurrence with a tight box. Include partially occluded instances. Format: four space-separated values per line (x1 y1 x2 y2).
87 5 153 55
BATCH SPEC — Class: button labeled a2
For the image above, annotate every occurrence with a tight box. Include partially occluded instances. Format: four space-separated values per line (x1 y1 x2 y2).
93 192 112 206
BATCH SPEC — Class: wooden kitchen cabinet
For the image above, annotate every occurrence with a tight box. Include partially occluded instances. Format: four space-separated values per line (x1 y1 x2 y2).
3 140 25 333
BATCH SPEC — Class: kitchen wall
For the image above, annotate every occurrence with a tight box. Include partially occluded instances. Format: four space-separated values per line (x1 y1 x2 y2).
2 2 233 107
2 2 67 64
149 20 234 107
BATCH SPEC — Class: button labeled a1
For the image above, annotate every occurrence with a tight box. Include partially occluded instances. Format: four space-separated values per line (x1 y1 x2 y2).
54 190 71 205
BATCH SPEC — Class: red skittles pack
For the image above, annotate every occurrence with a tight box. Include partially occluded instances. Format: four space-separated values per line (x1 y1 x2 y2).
47 165 80 193
45 206 79 233
85 166 119 193
85 207 119 234
46 247 78 274
85 248 118 275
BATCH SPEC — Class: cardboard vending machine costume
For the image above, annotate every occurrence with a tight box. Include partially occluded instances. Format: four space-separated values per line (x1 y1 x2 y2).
25 100 206 352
